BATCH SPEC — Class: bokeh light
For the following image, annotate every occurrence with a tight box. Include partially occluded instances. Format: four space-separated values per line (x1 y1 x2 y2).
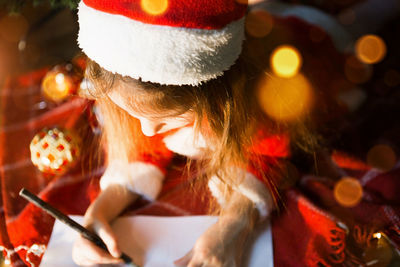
245 10 273 38
337 87 366 112
338 8 356 25
41 71 75 102
384 69 400 87
367 144 397 172
344 55 373 84
0 14 29 43
257 73 313 122
141 0 169 16
334 177 363 207
270 45 302 78
355 34 387 64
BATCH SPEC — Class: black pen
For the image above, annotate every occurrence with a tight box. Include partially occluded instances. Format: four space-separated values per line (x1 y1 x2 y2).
19 188 139 267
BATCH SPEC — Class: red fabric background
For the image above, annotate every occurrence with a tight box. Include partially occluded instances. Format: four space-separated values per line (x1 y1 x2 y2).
0 17 399 267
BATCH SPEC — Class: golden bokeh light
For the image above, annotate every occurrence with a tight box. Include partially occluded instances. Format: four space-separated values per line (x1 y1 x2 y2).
141 0 169 16
355 34 386 64
334 177 363 207
245 10 273 38
257 73 313 122
367 144 397 172
270 45 302 78
0 14 29 43
344 56 373 84
41 71 75 102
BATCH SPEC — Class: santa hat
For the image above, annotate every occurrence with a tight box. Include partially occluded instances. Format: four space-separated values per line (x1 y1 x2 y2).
78 0 248 86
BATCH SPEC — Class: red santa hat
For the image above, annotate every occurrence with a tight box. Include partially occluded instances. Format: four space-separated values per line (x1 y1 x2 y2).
78 0 248 86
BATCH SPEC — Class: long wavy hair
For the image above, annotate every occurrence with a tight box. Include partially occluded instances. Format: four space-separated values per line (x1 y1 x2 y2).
83 36 320 213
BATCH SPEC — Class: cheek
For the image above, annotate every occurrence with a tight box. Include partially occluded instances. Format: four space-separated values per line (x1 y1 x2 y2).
165 117 194 129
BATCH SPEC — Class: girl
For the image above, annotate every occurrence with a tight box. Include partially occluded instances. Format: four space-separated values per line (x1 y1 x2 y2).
72 0 309 266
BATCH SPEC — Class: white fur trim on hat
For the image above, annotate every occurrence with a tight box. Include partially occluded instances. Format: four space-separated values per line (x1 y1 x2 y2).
100 161 164 201
208 170 273 219
78 1 245 86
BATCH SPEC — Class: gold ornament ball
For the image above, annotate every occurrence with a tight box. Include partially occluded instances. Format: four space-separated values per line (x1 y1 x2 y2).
30 128 81 175
41 65 79 102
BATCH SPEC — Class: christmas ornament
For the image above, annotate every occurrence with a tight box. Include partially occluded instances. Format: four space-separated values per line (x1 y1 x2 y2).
41 64 81 103
30 127 81 175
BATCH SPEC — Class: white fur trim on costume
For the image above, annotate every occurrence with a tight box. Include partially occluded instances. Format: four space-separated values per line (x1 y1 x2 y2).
100 161 164 201
208 170 273 219
162 126 208 158
78 2 245 86
208 177 227 207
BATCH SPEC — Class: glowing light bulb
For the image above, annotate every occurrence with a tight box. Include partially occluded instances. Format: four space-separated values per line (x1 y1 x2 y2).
334 177 363 207
373 232 382 239
257 73 313 122
355 35 386 64
270 45 302 78
245 10 273 38
141 0 169 16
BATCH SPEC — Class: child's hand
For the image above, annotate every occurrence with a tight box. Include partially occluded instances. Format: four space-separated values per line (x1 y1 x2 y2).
72 218 123 266
174 191 259 267
72 184 138 266
173 220 246 267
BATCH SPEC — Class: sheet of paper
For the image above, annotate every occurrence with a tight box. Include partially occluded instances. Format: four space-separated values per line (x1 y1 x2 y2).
40 216 273 267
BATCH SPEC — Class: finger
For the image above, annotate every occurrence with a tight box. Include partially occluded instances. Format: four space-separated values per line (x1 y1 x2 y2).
92 220 122 258
173 249 194 266
72 235 123 266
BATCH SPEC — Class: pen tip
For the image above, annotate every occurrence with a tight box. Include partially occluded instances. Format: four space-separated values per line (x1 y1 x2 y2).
19 188 25 196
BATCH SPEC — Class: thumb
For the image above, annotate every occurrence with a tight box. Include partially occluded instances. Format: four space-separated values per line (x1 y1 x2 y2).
174 249 193 267
92 220 121 258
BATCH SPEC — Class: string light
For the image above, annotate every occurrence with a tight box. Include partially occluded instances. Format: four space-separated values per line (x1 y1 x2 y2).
257 73 313 122
141 0 169 16
355 34 386 64
270 45 302 78
373 232 382 239
334 177 363 207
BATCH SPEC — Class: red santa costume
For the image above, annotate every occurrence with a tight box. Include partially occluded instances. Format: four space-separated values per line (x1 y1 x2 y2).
1 1 399 267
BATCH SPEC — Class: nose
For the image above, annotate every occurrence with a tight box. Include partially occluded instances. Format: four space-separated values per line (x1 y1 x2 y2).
140 119 165 137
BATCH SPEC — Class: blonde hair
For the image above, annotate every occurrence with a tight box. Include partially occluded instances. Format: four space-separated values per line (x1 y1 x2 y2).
84 39 319 213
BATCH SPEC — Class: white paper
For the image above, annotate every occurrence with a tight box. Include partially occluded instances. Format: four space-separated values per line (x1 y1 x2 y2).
40 216 273 267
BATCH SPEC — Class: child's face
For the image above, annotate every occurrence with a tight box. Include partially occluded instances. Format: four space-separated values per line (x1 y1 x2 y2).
108 89 195 137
